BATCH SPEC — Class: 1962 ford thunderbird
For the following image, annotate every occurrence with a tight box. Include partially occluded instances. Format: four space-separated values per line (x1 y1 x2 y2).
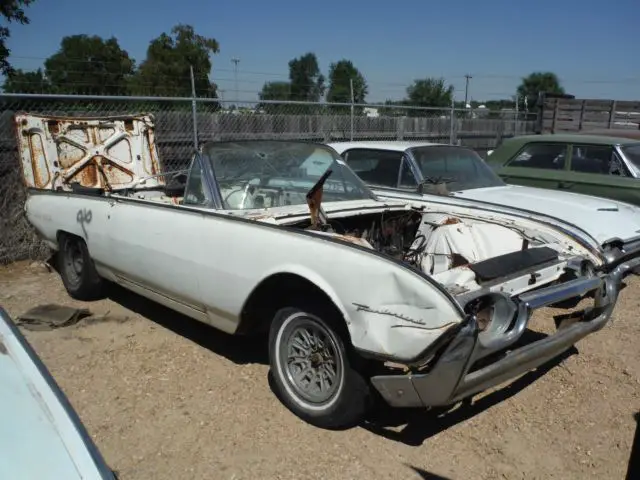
15 113 639 429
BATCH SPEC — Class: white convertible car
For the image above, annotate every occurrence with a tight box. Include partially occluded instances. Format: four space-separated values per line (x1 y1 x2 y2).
15 114 639 429
329 140 640 270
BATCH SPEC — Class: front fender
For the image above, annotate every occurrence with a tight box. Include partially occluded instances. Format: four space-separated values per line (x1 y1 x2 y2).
252 254 465 363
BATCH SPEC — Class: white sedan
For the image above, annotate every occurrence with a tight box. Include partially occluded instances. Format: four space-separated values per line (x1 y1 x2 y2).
329 140 640 271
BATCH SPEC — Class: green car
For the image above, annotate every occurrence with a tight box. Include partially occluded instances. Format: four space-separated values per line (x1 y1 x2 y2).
486 133 640 205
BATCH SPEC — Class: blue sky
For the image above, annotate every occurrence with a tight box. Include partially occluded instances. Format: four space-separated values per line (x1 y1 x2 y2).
5 0 639 103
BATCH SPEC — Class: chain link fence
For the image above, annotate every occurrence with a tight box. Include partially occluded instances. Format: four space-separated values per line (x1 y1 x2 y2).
0 93 537 264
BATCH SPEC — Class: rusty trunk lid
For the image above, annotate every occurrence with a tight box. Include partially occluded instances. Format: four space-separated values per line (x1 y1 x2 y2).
14 112 165 191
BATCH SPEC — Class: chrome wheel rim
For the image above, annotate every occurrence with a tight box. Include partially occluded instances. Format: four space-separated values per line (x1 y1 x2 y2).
279 316 343 405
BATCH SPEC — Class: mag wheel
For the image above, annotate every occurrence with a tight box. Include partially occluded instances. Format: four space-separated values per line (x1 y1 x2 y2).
268 306 371 429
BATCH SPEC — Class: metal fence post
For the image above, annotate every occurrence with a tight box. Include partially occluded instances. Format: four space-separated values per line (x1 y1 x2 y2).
189 65 198 151
514 95 519 135
449 96 455 144
349 78 354 141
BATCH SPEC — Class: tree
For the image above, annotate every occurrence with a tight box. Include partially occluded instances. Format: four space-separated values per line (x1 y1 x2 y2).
326 59 368 106
257 81 292 114
43 34 134 95
516 72 565 111
288 52 325 102
131 24 220 100
259 81 291 101
3 68 51 93
0 0 34 76
406 77 454 109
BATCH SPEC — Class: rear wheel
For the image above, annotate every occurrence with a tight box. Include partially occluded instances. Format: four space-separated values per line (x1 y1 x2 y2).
58 234 104 301
268 305 372 429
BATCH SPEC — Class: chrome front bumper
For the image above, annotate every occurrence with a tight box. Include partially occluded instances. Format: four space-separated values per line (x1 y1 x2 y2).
370 256 640 409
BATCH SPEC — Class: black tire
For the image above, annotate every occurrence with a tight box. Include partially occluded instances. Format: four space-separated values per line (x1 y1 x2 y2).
58 233 104 301
268 305 372 429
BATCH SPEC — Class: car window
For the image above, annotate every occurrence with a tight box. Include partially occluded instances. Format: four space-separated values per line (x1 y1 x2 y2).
183 156 212 206
399 157 418 188
343 149 403 188
410 145 505 191
506 143 567 170
569 144 629 176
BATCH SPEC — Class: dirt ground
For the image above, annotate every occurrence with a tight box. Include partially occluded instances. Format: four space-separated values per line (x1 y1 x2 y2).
1 260 638 480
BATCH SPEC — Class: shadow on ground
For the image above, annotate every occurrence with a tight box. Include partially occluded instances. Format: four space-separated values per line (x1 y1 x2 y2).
626 411 640 480
360 330 578 447
406 465 453 480
105 282 269 366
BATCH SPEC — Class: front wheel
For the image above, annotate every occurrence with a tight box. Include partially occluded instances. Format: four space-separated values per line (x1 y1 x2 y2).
268 306 371 429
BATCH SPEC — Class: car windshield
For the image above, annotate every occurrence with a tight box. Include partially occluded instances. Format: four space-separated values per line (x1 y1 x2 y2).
202 141 376 210
409 145 506 192
620 143 640 170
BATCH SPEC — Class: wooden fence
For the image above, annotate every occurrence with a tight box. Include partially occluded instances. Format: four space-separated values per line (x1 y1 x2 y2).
540 97 640 133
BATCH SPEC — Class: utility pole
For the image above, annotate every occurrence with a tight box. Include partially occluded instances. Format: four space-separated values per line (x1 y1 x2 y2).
464 74 472 107
231 57 240 105
464 74 472 118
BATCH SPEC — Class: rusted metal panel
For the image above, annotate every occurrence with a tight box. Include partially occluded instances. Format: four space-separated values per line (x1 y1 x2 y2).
14 112 165 191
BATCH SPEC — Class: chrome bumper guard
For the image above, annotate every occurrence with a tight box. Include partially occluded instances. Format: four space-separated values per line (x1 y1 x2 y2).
370 257 640 409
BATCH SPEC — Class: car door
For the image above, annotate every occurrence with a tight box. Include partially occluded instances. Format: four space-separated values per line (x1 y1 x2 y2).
341 148 418 191
564 143 640 205
105 155 211 319
495 141 570 190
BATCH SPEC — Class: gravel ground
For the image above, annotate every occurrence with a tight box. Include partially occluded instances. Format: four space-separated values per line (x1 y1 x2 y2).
1 260 638 480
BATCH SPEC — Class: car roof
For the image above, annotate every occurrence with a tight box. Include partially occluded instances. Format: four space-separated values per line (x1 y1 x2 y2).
504 133 640 146
327 140 449 153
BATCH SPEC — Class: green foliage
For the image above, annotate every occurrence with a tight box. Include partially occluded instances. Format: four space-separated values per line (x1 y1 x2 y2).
406 77 454 108
0 0 34 76
326 59 368 104
3 68 50 93
43 34 134 95
288 52 325 102
326 59 368 114
516 72 565 111
257 81 294 114
130 24 219 99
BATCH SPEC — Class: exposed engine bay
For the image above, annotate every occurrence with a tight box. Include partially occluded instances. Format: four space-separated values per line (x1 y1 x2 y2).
295 208 578 298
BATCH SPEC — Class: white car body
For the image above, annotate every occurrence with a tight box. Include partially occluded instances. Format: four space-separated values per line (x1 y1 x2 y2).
0 307 116 479
14 113 637 428
329 140 640 263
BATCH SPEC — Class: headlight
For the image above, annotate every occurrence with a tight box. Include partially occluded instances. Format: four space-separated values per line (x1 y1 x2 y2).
468 293 518 342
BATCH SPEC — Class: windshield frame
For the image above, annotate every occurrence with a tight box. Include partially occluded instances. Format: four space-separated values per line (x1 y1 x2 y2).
406 145 507 192
199 140 378 211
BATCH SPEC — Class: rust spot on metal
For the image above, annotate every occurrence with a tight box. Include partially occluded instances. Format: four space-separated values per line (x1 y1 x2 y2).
442 217 461 225
0 340 7 355
47 120 59 135
124 119 134 132
78 162 99 186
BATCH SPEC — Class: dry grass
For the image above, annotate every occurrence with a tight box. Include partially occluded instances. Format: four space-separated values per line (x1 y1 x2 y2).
0 262 638 480
0 168 50 265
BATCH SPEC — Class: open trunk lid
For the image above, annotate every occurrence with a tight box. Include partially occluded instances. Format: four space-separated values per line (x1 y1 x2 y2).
14 112 165 191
